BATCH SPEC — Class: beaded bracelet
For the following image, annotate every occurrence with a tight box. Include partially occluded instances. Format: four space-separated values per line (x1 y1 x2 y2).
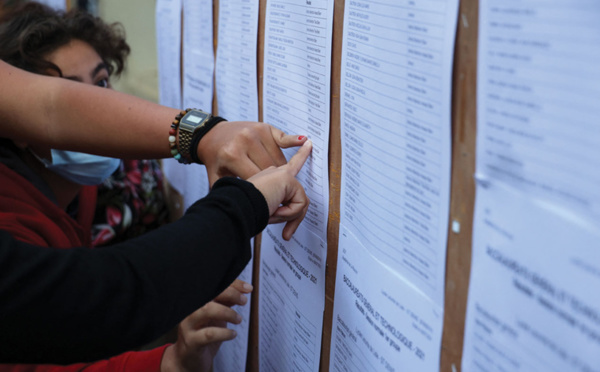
168 109 191 164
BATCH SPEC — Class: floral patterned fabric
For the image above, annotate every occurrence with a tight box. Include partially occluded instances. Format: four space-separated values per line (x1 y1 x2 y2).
91 159 169 247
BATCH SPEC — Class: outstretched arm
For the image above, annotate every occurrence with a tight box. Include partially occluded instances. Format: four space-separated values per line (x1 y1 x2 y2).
0 60 306 180
0 143 311 364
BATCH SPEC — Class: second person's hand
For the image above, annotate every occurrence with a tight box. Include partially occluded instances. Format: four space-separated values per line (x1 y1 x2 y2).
160 280 253 372
248 140 312 241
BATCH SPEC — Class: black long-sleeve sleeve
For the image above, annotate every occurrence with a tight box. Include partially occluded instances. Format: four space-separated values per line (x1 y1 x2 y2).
0 177 269 364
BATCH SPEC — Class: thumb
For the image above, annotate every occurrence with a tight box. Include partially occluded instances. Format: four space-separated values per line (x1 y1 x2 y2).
271 126 309 149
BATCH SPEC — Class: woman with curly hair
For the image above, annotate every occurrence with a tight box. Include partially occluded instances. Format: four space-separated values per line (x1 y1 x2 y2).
0 0 170 246
0 3 249 371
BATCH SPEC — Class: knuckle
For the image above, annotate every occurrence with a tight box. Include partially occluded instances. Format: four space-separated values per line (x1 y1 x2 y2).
196 306 208 320
241 125 259 139
204 328 215 341
218 144 238 162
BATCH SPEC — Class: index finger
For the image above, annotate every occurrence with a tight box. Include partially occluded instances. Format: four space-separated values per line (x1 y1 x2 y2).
285 140 313 176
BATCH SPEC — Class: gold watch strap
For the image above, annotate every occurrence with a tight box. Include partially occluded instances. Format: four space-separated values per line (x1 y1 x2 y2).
178 129 194 161
177 109 211 162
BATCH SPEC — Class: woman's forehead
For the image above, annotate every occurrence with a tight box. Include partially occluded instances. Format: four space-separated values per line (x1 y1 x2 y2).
44 39 106 79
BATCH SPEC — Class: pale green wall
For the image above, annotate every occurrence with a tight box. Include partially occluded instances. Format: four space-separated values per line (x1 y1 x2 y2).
98 0 159 102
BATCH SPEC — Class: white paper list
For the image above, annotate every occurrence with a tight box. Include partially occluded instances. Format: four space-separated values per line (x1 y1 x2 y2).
475 0 600 223
182 0 214 111
339 0 457 306
259 2 333 370
463 1 600 371
463 185 600 372
156 0 182 110
212 3 259 371
331 227 443 372
155 0 188 201
162 0 213 208
215 0 259 121
331 2 458 371
259 225 326 372
213 252 254 372
262 0 333 241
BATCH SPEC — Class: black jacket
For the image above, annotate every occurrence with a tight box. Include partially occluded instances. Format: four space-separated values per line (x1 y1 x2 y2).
0 177 268 364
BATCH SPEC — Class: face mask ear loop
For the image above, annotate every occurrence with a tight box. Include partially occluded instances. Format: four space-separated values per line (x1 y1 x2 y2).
27 148 53 168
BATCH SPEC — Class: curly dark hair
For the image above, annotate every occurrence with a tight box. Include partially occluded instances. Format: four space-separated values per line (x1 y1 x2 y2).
0 2 130 77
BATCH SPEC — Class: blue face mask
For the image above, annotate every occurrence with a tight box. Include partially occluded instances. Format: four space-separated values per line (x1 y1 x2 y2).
31 149 120 185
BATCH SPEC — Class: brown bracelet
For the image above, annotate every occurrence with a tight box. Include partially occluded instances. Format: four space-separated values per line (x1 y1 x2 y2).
168 109 192 164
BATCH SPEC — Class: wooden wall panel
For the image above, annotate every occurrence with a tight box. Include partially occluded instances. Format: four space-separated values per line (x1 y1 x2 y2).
318 0 344 370
208 0 479 370
441 1 478 370
247 1 267 371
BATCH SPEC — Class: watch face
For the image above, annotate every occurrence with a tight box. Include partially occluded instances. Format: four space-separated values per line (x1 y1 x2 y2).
180 111 210 131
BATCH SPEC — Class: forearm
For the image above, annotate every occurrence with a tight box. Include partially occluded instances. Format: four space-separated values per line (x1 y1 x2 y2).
0 60 179 159
0 178 268 364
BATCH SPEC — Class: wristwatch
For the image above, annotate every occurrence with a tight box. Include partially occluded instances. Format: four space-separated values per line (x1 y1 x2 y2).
178 109 212 161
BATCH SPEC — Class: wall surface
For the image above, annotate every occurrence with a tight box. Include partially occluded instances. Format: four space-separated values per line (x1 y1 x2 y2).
99 0 159 102
100 1 479 370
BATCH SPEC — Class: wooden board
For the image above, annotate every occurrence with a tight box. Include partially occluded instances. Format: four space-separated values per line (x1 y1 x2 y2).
214 0 479 370
441 1 478 371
